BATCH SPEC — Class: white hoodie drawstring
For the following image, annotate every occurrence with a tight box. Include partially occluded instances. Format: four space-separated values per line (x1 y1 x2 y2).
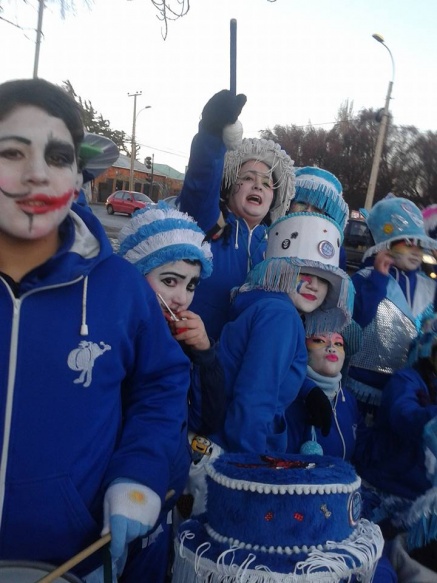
80 276 89 336
234 219 239 249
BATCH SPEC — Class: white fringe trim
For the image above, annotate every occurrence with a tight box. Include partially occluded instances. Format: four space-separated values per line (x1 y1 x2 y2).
173 519 384 583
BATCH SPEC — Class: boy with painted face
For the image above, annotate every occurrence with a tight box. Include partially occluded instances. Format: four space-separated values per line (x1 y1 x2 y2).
209 211 354 454
178 90 296 341
348 196 437 426
0 79 190 582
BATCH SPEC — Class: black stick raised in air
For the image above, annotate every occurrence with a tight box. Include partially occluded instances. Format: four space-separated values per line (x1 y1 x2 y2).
230 18 237 97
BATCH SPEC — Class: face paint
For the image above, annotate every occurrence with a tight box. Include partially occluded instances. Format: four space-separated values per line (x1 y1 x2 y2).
227 160 274 229
146 260 201 316
390 240 423 271
289 273 328 314
306 333 345 377
0 106 77 241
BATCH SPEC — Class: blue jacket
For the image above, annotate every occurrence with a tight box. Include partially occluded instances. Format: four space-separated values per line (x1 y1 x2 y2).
0 204 191 571
286 385 362 461
210 290 307 454
178 129 268 341
355 367 437 499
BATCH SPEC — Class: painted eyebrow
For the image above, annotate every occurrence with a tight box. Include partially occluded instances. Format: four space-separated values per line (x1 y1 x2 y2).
0 135 31 145
159 271 187 279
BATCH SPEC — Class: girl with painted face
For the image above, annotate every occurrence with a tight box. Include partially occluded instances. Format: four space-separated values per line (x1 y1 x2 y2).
0 79 192 583
118 202 226 437
348 196 437 427
209 211 354 454
285 332 364 461
178 90 296 341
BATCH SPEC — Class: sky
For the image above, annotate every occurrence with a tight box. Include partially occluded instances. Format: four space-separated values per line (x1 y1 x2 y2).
1 0 437 174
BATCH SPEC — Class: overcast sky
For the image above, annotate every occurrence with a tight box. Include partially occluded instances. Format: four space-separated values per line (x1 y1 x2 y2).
1 0 437 173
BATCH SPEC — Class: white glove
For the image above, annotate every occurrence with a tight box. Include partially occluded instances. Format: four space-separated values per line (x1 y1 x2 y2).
102 480 161 560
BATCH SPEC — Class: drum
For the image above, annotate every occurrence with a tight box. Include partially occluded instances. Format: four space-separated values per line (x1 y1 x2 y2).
0 561 82 582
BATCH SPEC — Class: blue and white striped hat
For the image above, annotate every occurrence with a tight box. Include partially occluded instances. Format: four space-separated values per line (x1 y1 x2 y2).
118 201 213 278
293 167 348 231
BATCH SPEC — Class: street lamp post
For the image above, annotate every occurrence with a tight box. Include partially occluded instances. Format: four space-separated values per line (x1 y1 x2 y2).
364 33 395 211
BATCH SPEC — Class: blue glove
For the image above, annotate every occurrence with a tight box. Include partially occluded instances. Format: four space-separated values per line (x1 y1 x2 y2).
102 480 161 560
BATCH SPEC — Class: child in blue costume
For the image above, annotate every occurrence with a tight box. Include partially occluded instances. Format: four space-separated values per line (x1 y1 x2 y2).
178 90 295 341
286 331 363 460
211 210 355 454
0 78 190 582
356 314 437 541
118 202 226 581
348 196 437 425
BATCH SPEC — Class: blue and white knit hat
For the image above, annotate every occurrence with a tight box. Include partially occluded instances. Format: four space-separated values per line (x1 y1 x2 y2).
240 212 354 334
293 167 349 231
364 197 437 260
222 138 296 223
118 201 213 278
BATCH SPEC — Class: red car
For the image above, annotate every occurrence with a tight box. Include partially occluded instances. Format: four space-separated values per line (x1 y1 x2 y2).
105 190 153 216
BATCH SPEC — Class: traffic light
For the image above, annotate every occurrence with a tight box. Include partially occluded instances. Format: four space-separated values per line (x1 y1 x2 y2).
145 156 152 170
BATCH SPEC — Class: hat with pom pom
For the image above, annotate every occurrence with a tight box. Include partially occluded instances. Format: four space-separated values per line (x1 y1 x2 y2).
118 201 213 278
222 138 295 223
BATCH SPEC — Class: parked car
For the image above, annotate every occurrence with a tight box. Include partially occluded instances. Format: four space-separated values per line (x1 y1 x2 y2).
343 218 374 271
105 191 153 216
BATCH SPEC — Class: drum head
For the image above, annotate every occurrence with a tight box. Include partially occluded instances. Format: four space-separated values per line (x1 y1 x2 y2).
0 561 83 582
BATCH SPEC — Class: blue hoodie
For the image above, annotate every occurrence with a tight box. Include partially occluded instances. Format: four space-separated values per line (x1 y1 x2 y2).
0 204 190 573
210 290 307 453
178 129 268 341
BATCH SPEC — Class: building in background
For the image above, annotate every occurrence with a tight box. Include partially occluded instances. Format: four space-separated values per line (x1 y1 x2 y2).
91 153 185 203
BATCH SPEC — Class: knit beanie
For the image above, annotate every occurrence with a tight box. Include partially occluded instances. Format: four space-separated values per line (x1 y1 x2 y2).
118 201 213 278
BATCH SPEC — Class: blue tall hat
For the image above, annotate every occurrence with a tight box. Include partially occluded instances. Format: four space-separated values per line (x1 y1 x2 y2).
293 167 349 231
118 201 213 278
364 197 437 261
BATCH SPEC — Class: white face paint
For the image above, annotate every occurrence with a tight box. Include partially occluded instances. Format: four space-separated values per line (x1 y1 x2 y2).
390 240 424 271
146 260 201 315
0 106 77 241
289 273 328 314
306 333 345 377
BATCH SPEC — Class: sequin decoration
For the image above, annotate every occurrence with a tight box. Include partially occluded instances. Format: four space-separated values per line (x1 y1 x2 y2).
294 512 304 522
320 504 332 518
265 511 274 521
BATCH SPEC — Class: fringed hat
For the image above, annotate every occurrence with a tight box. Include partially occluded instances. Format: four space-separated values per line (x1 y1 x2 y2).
423 204 437 240
293 166 349 231
222 138 295 223
241 212 354 334
363 197 437 261
78 132 119 184
118 201 213 278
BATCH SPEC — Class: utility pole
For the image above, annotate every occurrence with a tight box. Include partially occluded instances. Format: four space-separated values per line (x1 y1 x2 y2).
33 0 45 77
128 91 142 191
150 154 155 200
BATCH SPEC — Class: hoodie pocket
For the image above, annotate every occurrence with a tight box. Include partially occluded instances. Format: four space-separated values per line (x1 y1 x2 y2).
2 475 100 563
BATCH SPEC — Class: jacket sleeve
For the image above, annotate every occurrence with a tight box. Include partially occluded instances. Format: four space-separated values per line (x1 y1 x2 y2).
187 342 227 435
178 128 227 233
383 369 437 444
352 268 389 328
223 304 306 453
103 280 191 504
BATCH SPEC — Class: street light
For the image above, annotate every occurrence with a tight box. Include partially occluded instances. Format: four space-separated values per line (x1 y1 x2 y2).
128 92 151 192
364 33 395 210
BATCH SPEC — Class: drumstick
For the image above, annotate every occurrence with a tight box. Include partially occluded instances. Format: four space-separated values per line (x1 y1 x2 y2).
230 18 237 96
36 488 176 582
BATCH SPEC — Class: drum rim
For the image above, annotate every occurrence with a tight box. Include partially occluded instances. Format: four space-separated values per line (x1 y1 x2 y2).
0 559 82 582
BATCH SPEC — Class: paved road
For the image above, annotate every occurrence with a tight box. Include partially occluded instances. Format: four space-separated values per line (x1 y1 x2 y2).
89 203 130 251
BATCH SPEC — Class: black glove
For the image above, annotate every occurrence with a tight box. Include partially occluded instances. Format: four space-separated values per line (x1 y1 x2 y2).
200 90 247 136
305 386 332 437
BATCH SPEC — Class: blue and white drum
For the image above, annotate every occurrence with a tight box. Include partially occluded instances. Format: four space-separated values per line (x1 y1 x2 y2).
0 561 82 582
